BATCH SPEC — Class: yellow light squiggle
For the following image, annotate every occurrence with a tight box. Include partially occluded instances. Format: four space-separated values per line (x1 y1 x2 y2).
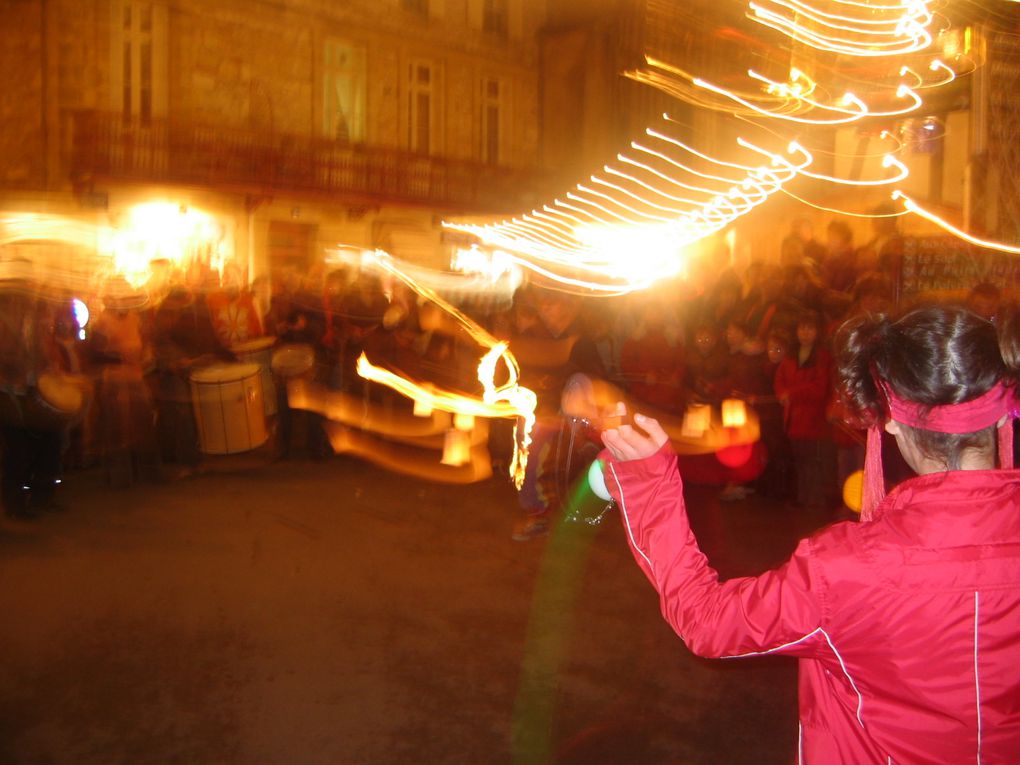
894 192 1020 255
350 249 538 487
747 0 934 57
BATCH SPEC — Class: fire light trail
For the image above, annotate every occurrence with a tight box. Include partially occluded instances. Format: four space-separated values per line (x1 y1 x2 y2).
747 0 935 57
893 191 1020 255
345 249 538 487
444 127 812 294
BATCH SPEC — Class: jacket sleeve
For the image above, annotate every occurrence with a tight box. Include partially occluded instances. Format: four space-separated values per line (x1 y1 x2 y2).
605 443 828 660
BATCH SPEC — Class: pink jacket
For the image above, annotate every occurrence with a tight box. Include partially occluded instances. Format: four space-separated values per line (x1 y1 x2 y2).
605 444 1020 764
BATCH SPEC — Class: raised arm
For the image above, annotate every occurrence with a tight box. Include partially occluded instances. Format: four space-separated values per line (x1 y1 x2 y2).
601 408 826 659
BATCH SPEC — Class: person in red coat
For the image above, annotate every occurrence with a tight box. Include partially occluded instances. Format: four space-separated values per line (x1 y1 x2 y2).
598 304 1020 764
774 311 835 508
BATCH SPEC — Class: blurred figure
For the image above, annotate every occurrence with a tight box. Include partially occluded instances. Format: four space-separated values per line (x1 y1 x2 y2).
857 202 904 278
0 261 69 517
207 268 264 348
774 311 835 509
718 318 770 501
756 329 794 501
620 300 685 414
90 279 159 486
152 285 227 474
821 220 858 293
503 289 605 541
780 217 825 267
684 323 729 404
333 273 388 396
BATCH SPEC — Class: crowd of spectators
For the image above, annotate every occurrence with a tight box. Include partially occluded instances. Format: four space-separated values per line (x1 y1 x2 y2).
0 212 1013 539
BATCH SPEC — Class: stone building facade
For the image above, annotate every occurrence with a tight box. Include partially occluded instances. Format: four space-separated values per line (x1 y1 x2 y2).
0 0 547 277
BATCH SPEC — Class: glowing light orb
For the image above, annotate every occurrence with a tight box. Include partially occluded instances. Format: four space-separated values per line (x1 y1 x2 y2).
588 459 612 502
716 443 754 468
843 469 864 513
71 298 90 329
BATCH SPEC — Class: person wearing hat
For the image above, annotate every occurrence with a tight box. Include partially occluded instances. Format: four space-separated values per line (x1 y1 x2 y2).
599 304 1020 763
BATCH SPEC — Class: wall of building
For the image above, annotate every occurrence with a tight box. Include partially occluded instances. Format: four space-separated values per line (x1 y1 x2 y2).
0 0 546 284
0 0 45 187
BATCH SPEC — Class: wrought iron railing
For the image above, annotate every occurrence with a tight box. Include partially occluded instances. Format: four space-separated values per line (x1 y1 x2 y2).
69 110 540 213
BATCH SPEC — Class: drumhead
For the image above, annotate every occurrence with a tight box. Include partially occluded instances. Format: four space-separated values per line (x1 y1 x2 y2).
271 344 315 378
191 363 261 384
37 372 84 414
231 335 276 354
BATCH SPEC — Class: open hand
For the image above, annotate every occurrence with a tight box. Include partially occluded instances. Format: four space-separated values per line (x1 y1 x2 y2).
601 402 669 461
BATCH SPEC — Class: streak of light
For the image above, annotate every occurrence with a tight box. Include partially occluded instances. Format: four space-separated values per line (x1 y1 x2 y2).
327 245 523 300
747 0 935 57
899 59 957 89
795 153 910 186
893 191 1020 254
692 72 922 124
780 187 910 218
286 379 458 443
322 421 493 484
445 131 811 295
351 249 537 487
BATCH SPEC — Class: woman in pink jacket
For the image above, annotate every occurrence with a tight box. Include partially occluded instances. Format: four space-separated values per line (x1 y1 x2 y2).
600 304 1020 763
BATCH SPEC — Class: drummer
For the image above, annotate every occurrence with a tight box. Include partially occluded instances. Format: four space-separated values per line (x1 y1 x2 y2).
275 304 327 459
152 285 230 474
0 260 66 519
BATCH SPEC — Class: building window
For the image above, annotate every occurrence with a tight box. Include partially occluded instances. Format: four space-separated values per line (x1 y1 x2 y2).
407 61 438 155
110 0 166 121
324 41 367 142
480 77 505 165
483 0 508 35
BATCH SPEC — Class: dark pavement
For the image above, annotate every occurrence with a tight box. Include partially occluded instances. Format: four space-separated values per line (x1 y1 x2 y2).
0 454 831 764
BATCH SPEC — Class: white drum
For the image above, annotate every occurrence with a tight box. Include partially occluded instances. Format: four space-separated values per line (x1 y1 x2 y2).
270 344 316 380
190 363 268 454
231 336 277 416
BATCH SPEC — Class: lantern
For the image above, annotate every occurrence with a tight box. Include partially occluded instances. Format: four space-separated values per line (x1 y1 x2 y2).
681 404 711 438
722 398 747 428
441 428 471 466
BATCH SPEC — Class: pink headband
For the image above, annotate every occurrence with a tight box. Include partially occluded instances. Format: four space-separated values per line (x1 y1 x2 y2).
886 381 1018 434
861 381 1018 521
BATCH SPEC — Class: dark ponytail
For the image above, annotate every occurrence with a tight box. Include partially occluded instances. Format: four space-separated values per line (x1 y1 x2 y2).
836 305 1010 468
834 312 892 427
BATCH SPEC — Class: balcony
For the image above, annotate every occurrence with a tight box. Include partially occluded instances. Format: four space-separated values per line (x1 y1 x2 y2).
68 110 539 214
